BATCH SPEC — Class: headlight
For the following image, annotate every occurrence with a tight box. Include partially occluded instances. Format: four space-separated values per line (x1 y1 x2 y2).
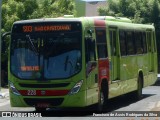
9 82 21 96
69 80 83 95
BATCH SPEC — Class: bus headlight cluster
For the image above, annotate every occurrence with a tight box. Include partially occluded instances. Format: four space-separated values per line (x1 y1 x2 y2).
9 82 21 96
69 80 83 95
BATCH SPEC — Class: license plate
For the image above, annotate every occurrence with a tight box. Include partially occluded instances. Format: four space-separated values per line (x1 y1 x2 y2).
37 103 50 108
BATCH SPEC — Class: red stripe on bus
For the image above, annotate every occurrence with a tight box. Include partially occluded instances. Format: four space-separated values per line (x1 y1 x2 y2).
94 19 106 27
18 90 70 96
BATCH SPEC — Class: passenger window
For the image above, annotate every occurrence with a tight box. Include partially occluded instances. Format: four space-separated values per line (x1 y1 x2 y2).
142 32 147 53
97 45 107 58
85 38 96 62
153 32 157 52
119 31 127 56
135 32 143 54
147 32 152 52
126 31 135 55
95 28 108 58
110 30 117 56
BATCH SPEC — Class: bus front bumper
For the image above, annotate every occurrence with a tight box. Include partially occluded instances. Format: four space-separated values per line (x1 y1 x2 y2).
9 90 86 108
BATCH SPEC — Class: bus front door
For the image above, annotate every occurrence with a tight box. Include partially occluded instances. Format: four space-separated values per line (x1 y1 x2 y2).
109 28 120 81
85 36 99 106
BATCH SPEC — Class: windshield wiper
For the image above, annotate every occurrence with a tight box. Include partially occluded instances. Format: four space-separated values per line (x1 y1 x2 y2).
26 35 39 55
64 55 73 72
64 55 69 71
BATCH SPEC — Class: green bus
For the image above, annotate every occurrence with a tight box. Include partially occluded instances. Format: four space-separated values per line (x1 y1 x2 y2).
8 16 157 111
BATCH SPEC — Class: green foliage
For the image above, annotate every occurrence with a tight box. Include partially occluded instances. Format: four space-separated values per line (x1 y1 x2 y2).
150 0 160 29
1 0 75 62
2 0 75 32
98 0 160 72
98 0 160 29
98 6 110 16
2 0 38 32
30 0 75 18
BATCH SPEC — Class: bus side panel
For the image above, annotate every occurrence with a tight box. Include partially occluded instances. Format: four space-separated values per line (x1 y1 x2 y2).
146 30 157 86
10 90 28 107
120 56 137 93
137 54 149 88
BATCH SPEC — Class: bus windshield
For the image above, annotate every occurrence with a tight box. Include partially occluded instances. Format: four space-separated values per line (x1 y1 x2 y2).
10 31 82 80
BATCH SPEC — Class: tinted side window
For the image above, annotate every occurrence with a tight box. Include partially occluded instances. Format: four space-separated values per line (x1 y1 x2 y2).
135 32 143 54
126 31 135 55
153 32 157 52
142 32 147 53
97 45 107 58
119 31 127 56
96 28 108 58
85 38 96 62
147 32 152 52
150 31 156 52
110 30 117 56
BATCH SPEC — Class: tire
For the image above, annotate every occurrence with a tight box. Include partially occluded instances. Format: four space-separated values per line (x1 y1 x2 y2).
134 76 143 100
98 83 108 112
98 90 104 112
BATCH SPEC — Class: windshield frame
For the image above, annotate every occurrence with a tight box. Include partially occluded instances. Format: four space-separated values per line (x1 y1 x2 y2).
10 27 82 80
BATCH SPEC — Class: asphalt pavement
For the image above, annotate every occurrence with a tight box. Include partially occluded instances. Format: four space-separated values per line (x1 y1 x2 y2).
0 87 9 99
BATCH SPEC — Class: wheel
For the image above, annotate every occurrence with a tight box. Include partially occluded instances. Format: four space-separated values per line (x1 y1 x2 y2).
137 76 143 99
98 90 104 112
134 76 143 100
98 84 108 112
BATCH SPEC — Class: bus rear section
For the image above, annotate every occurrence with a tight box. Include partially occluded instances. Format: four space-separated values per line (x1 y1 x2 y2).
9 20 88 110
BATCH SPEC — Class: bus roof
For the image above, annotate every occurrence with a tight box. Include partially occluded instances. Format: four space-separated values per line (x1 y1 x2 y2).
13 17 82 24
13 16 132 24
83 16 132 23
13 16 154 31
106 20 154 30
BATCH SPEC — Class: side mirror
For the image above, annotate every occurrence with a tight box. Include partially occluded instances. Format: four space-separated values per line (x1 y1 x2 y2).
87 29 93 37
1 32 11 53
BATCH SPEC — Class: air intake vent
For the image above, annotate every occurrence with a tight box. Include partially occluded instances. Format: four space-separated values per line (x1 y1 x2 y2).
24 98 64 106
19 83 69 88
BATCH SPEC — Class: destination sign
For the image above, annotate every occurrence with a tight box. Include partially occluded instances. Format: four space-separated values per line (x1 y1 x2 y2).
12 22 82 33
23 25 71 33
21 66 40 71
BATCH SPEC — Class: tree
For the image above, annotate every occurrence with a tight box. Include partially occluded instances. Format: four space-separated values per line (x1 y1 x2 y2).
30 0 75 18
98 0 160 72
1 0 75 63
98 0 160 28
150 0 160 29
2 0 38 33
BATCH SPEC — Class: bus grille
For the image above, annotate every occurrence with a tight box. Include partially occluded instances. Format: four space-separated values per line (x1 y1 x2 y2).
19 83 69 88
23 98 64 106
